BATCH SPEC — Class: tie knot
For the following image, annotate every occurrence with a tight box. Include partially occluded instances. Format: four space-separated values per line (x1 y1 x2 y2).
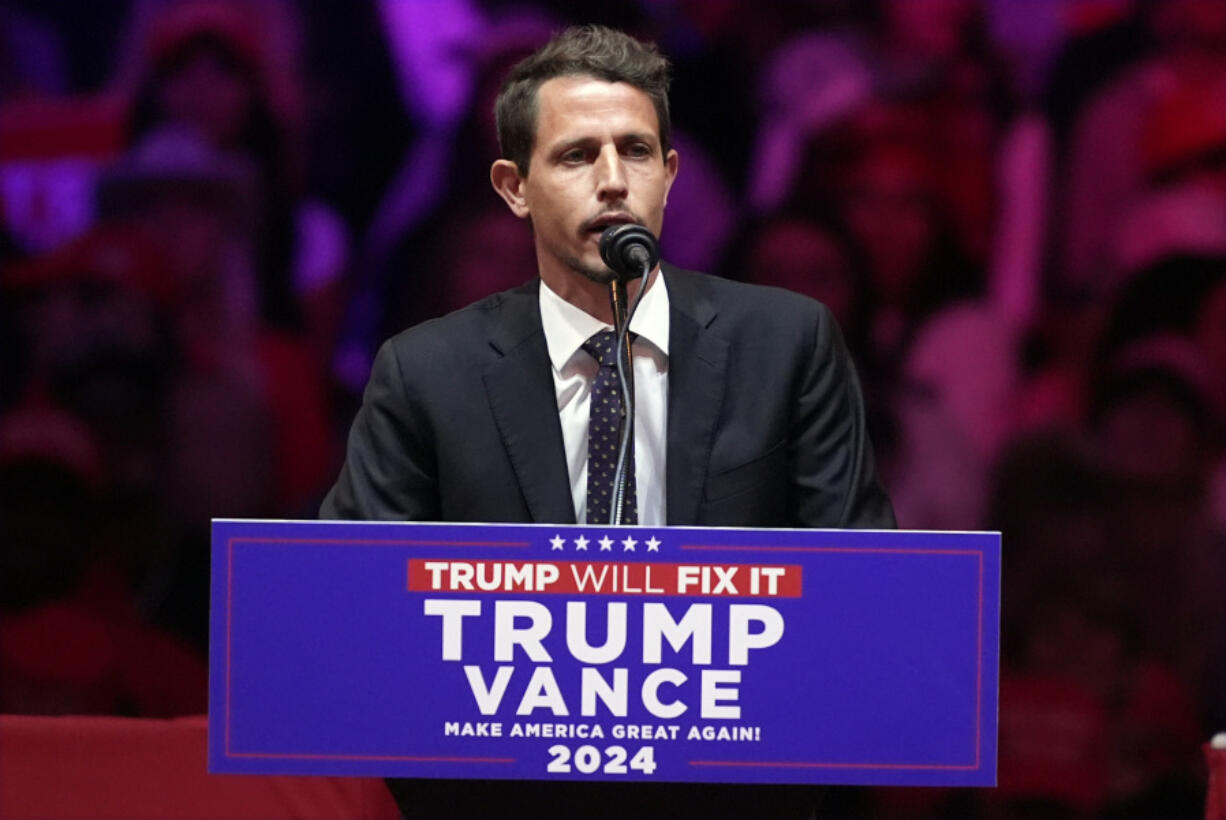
582 330 621 368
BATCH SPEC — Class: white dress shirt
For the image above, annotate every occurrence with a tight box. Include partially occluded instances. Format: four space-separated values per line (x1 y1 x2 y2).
539 273 670 525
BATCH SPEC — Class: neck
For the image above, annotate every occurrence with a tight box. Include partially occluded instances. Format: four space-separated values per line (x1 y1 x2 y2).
543 267 658 325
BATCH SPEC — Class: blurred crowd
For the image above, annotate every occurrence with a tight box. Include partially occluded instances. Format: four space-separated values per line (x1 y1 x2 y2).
1 0 1224 816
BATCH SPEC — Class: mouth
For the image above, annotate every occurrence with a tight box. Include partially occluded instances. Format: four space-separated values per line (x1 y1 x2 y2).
580 212 639 237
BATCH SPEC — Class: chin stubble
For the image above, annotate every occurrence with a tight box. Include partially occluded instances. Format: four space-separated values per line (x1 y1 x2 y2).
563 253 617 285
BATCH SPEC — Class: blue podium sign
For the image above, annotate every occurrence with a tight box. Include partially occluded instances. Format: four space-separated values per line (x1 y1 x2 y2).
209 520 999 787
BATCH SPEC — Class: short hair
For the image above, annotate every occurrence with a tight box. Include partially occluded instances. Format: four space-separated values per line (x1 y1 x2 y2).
494 25 671 176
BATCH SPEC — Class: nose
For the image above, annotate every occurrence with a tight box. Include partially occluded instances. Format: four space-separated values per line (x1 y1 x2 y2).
595 145 628 203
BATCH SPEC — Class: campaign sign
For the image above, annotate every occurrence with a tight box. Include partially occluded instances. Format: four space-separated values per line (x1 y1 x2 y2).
209 520 999 787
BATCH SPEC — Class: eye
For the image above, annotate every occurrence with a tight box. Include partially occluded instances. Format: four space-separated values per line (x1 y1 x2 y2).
626 142 652 158
560 147 587 164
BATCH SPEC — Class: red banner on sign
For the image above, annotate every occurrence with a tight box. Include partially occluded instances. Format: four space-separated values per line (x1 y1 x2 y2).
408 560 802 598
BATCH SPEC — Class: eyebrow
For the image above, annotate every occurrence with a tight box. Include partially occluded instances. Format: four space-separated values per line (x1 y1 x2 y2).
616 131 658 147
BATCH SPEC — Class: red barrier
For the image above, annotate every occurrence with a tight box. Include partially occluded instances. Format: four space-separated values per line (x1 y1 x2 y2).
1209 736 1226 820
0 714 400 819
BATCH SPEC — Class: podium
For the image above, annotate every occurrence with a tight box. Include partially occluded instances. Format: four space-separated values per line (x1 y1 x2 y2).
209 520 999 789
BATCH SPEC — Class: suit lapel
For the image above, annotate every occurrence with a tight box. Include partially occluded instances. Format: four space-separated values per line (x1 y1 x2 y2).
482 284 577 524
663 268 728 525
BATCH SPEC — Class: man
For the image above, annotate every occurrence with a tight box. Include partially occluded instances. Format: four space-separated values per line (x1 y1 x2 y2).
323 25 893 818
323 25 893 532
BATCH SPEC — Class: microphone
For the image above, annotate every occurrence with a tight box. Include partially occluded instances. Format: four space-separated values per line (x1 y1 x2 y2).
597 225 659 526
599 224 660 282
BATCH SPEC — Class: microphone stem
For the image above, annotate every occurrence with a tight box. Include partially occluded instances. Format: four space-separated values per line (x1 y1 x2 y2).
607 265 650 526
609 279 629 334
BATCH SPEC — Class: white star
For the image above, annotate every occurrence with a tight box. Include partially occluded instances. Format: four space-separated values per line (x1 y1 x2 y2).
550 534 566 551
574 535 589 551
622 535 638 552
646 536 661 552
598 535 614 551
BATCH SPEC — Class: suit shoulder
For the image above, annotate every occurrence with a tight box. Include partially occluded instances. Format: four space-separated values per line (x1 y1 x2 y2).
381 281 539 367
665 265 829 327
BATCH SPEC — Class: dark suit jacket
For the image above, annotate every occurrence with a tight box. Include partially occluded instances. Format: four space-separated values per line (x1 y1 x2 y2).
322 265 893 818
321 264 894 530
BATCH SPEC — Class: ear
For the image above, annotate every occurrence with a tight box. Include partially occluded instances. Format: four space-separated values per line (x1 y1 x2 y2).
662 148 679 208
490 159 530 218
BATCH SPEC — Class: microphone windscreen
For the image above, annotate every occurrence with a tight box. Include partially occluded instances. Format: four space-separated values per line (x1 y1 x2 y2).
599 224 660 281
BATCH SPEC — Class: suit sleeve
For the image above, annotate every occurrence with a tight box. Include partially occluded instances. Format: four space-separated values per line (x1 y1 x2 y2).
789 302 896 529
319 338 441 521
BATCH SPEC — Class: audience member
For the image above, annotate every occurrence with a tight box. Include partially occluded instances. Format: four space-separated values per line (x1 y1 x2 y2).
1062 0 1226 296
735 214 869 339
98 125 332 516
124 0 349 366
889 302 1020 529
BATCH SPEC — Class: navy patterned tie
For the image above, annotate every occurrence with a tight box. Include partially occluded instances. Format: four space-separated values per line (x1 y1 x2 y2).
583 330 637 525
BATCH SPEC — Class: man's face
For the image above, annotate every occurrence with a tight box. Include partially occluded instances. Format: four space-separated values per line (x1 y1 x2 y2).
499 75 678 288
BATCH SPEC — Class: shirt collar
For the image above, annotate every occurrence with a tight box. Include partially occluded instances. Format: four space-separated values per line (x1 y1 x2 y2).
539 270 671 372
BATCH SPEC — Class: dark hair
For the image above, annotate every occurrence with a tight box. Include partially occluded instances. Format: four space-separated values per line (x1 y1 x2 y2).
494 25 671 175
